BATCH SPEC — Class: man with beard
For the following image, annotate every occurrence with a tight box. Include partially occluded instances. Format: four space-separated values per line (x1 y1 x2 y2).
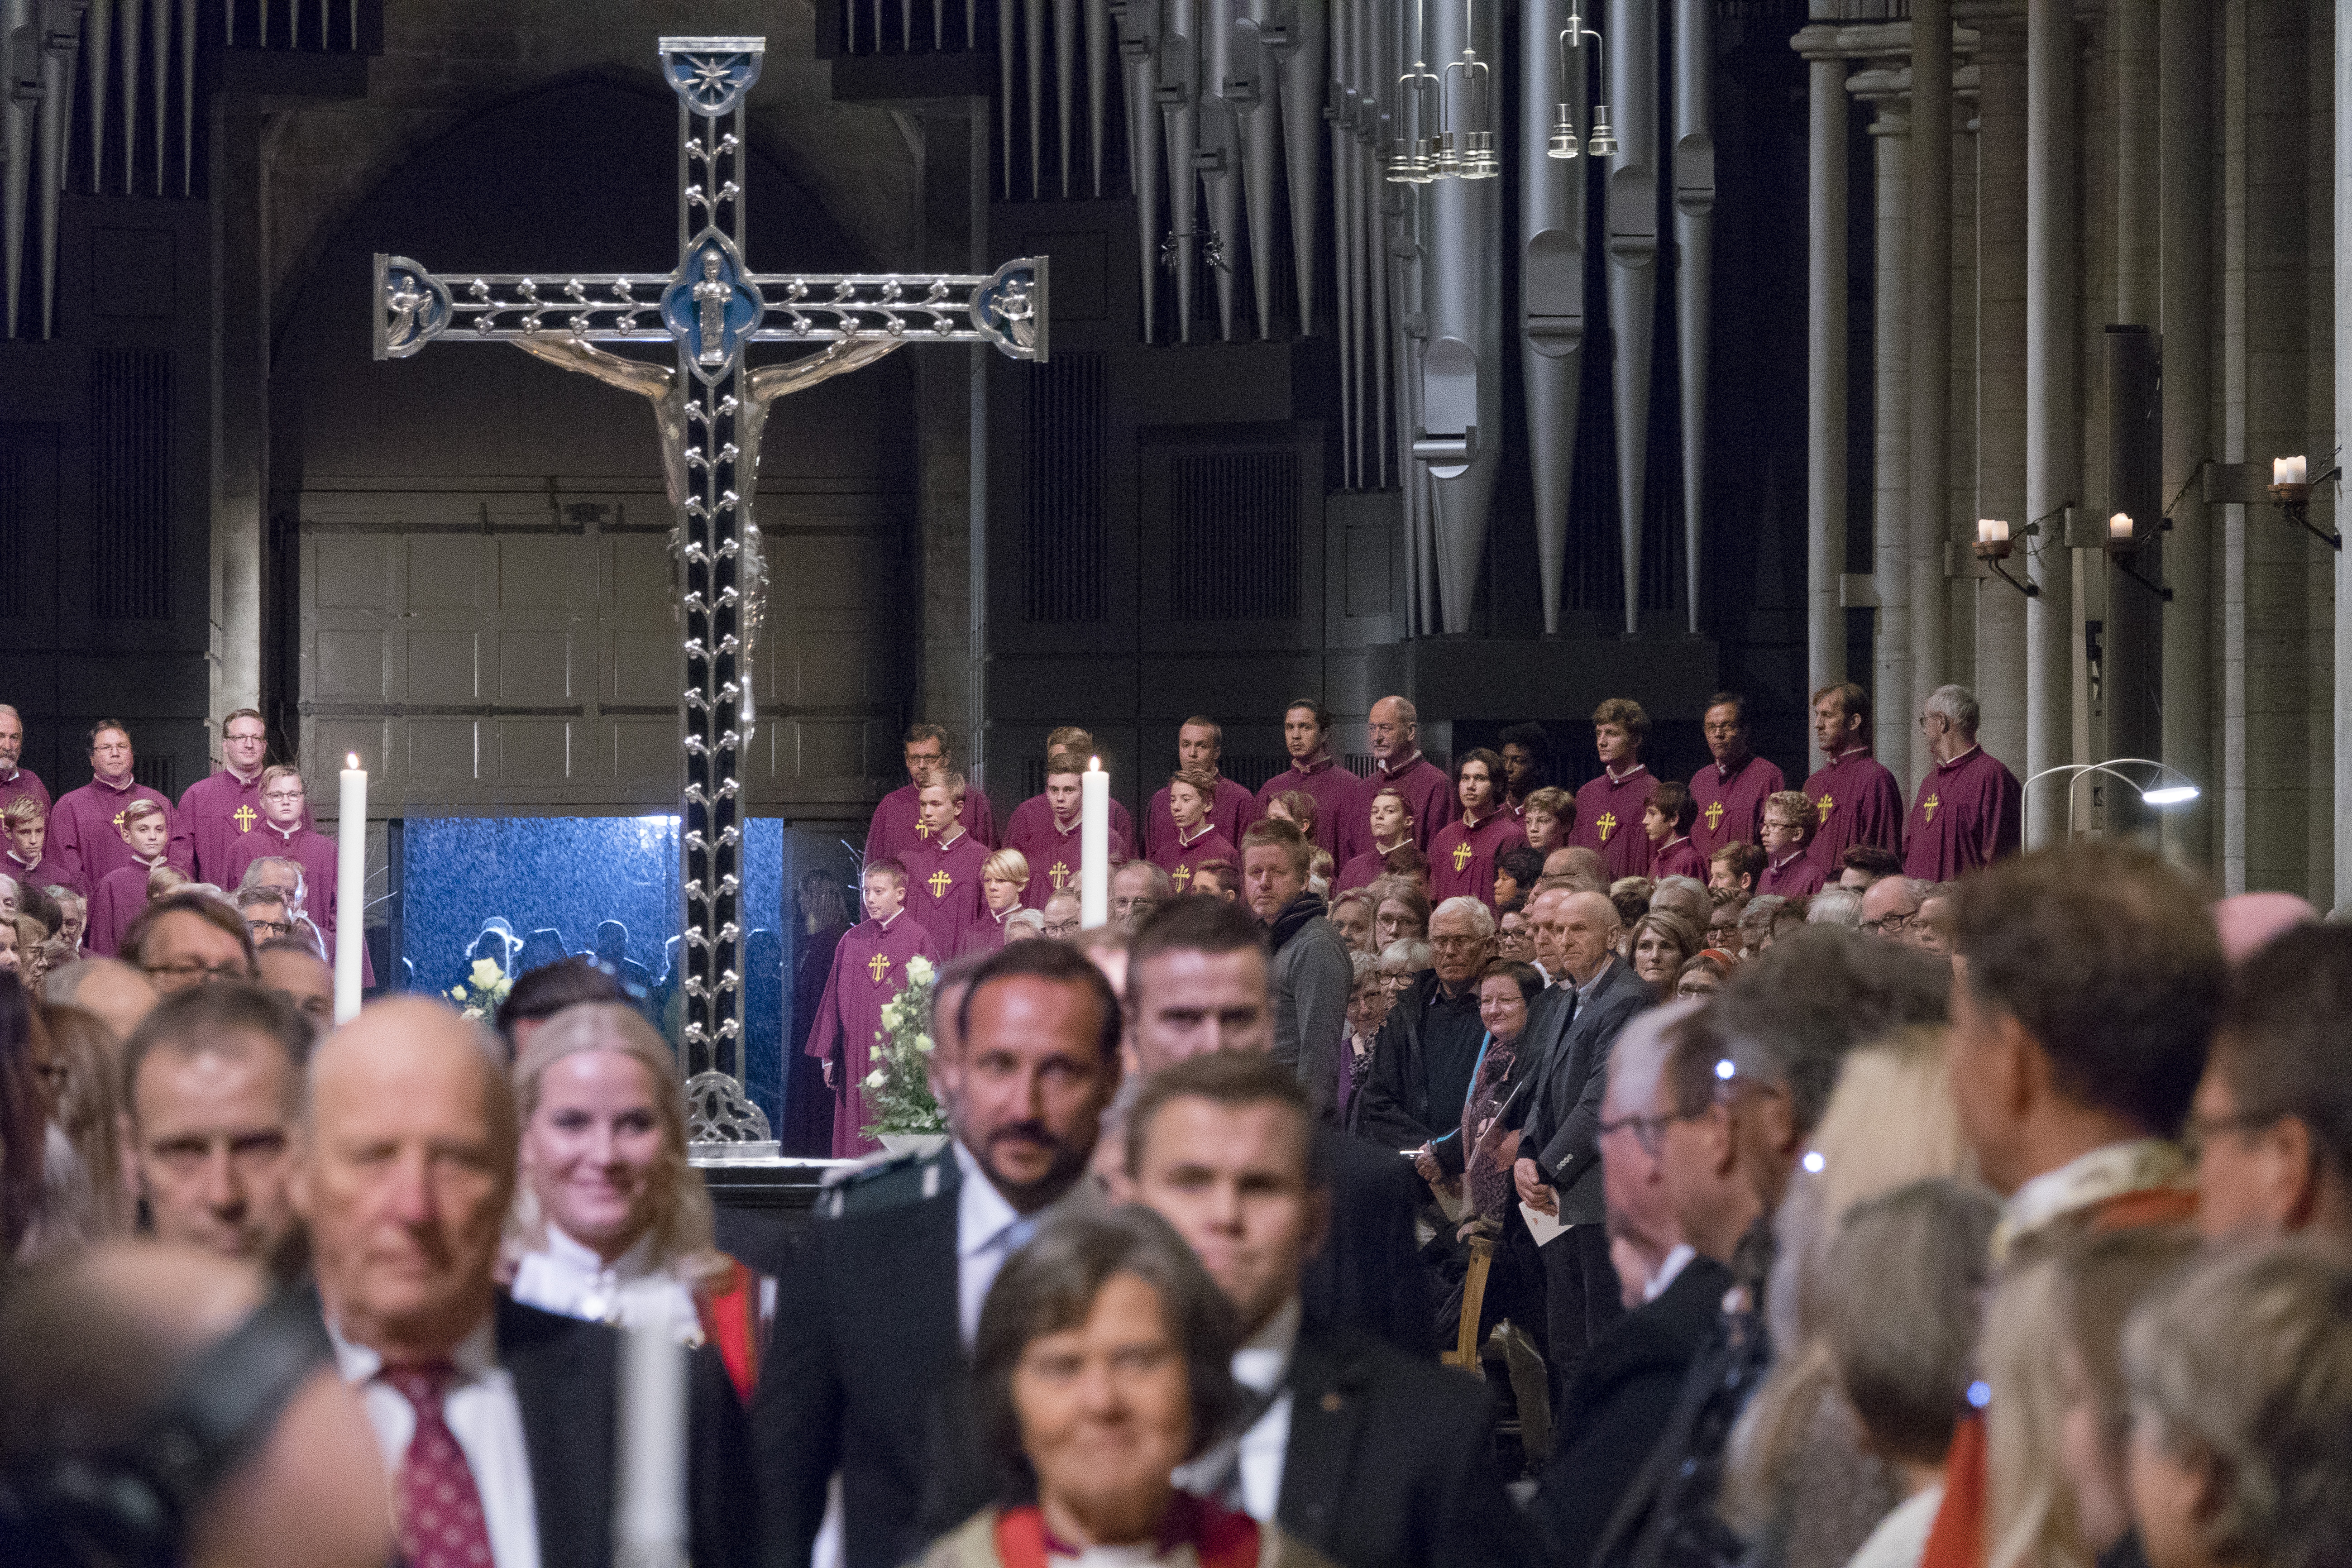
754 940 1125 1568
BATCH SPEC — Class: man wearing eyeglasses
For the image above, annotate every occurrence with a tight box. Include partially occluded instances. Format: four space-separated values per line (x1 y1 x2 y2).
235 886 297 949
172 708 311 884
121 892 258 996
1858 875 1931 947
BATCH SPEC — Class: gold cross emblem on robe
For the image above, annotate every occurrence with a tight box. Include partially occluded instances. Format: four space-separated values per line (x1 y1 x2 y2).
927 868 952 897
1704 800 1725 832
1815 794 1833 824
867 951 891 983
112 810 128 832
1172 863 1191 891
1451 840 1473 871
1050 860 1071 889
1597 811 1618 842
1922 794 1940 823
915 818 934 839
233 805 257 832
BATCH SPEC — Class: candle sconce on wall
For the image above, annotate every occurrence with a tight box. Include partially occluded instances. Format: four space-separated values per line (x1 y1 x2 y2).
1973 518 2039 598
2267 455 2342 551
2104 512 2173 602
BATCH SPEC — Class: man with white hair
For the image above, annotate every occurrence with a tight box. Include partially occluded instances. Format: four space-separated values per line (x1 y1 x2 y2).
1353 894 1494 1151
1902 684 2022 879
1342 694 1457 861
1859 874 1931 946
0 703 50 819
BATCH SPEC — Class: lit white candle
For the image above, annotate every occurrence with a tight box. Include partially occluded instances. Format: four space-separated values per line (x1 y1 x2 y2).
2275 455 2309 486
615 1319 688 1568
335 754 366 1023
1080 756 1109 930
2109 512 2133 541
1977 519 2008 545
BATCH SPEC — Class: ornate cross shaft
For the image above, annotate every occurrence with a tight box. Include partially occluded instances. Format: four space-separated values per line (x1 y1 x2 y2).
372 35 1048 1146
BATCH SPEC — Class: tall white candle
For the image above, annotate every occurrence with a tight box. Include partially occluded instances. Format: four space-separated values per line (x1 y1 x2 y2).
335 754 366 1023
1080 756 1109 930
615 1319 688 1568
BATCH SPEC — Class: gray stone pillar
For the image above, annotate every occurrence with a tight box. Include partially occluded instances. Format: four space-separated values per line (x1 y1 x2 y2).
210 107 267 741
1909 0 1953 769
2336 0 2352 907
1798 32 1849 700
2024 0 2076 846
1974 10 2029 779
2158 0 2213 865
1855 62 1913 786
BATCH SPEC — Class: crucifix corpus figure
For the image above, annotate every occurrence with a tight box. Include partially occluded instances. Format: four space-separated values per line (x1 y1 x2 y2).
372 34 1048 1148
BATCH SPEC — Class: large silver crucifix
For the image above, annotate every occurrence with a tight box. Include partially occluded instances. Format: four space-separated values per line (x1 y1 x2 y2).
372 35 1048 1146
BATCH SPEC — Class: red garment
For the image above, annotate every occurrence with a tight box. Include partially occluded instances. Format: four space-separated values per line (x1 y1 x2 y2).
804 912 937 1158
1251 755 1362 857
1687 755 1786 861
46 774 174 898
224 822 375 984
993 1495 1262 1568
174 767 313 884
1902 746 2023 880
900 830 992 954
1428 811 1527 910
695 1258 765 1402
1151 825 1236 894
1569 765 1659 880
1650 837 1709 883
382 1362 495 1568
1143 774 1257 860
1338 751 1458 863
86 858 168 957
1002 808 1129 911
1801 747 1906 876
2 849 46 889
865 781 999 870
1758 851 1826 899
956 906 1022 958
1005 791 1134 873
1335 846 1408 895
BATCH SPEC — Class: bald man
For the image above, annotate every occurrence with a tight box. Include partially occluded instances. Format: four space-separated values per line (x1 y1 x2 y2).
1342 695 1458 862
41 954 158 1043
296 999 754 1568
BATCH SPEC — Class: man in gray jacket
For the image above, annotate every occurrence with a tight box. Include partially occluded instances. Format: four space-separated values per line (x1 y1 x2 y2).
1242 817 1356 1121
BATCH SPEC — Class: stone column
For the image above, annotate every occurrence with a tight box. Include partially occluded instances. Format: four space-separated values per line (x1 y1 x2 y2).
1855 63 1914 785
1910 0 1953 769
1973 8 2029 778
2337 0 2352 907
210 107 268 742
2158 0 2214 865
1797 29 1849 700
2106 0 2163 834
2024 0 2076 846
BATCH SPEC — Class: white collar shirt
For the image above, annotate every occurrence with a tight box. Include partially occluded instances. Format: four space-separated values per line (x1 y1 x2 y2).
1645 1243 1697 1302
508 1224 704 1347
328 1311 543 1568
1171 1298 1300 1521
956 1140 1034 1346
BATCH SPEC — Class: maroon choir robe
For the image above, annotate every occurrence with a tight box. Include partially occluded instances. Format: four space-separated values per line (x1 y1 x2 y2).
804 911 937 1158
47 775 175 898
1335 843 1410 895
86 856 170 957
1902 746 2023 880
1152 825 1236 895
1570 764 1659 880
0 766 49 821
900 829 991 954
956 905 1023 958
1004 810 1130 911
1687 755 1786 861
1337 752 1459 864
1428 811 1526 910
1758 850 1826 899
222 823 374 983
1802 747 1906 877
173 768 313 884
1144 774 1257 861
1005 792 1134 880
863 781 999 870
2 849 46 889
1251 755 1362 857
1650 837 1709 884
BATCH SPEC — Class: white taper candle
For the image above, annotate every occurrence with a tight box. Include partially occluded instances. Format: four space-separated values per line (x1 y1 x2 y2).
1080 756 1109 929
334 754 366 1023
615 1318 688 1568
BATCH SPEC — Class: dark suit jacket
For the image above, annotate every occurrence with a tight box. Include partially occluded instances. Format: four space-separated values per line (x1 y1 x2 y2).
1515 960 1654 1224
1530 1255 1735 1568
1278 1324 1533 1568
752 1156 987 1568
1305 1126 1436 1361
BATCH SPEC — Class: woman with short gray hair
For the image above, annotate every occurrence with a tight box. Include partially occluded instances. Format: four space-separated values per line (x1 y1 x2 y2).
2122 1244 2352 1568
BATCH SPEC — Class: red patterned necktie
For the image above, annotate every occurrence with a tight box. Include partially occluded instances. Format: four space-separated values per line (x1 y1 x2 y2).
381 1361 496 1568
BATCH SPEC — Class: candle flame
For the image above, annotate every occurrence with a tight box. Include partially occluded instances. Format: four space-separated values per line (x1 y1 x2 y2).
346 752 360 769
1089 756 1101 771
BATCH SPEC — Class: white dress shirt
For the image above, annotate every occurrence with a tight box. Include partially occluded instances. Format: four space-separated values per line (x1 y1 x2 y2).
1644 1243 1697 1303
329 1313 544 1568
1171 1297 1300 1521
956 1141 1036 1346
509 1224 705 1347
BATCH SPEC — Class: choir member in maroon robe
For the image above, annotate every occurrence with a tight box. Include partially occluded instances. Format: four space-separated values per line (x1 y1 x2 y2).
1757 790 1829 898
1901 684 2022 879
1520 786 1572 857
1427 750 1526 909
0 705 48 821
804 860 938 1158
787 872 856 1156
85 800 174 956
221 767 364 972
1251 698 1360 857
1709 841 1764 899
1802 681 1907 877
956 848 1033 957
863 723 999 869
47 721 175 898
1260 789 1322 851
1645 781 1710 883
1686 693 1786 861
1340 695 1456 861
1497 722 1554 822
899 774 991 953
1143 716 1257 860
1149 770 1236 895
1569 698 1660 880
1335 785 1414 893
1008 726 1135 866
1006 751 1130 910
172 708 309 883
2 797 47 888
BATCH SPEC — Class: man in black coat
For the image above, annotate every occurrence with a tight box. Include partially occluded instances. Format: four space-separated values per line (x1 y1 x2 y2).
1350 900 1495 1152
1129 1050 1529 1568
754 941 1127 1568
1125 897 1434 1358
292 996 754 1568
1510 889 1656 1410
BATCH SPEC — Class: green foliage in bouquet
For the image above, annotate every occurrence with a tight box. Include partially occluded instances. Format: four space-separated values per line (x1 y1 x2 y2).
861 955 946 1137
